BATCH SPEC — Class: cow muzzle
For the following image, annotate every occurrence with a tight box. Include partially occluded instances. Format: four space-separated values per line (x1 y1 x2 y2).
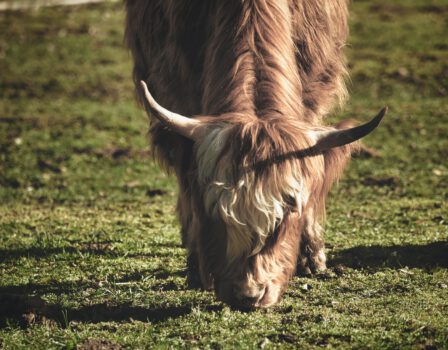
215 277 282 309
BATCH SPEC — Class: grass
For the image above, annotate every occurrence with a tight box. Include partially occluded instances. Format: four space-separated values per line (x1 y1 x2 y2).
0 1 447 349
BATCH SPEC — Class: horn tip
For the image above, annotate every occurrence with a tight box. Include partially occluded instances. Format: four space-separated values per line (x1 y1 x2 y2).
374 106 388 124
140 80 154 105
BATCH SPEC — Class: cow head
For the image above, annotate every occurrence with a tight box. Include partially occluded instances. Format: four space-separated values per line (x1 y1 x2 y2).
141 81 386 308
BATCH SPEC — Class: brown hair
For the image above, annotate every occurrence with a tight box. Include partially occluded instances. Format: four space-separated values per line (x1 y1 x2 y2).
125 0 351 308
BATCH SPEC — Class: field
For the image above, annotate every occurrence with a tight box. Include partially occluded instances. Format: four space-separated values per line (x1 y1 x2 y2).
0 1 447 348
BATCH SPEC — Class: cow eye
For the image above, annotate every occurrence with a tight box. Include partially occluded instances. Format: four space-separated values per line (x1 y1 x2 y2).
284 195 298 212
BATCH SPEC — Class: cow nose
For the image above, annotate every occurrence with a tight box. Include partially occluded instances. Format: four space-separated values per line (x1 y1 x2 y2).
233 286 266 308
238 295 260 307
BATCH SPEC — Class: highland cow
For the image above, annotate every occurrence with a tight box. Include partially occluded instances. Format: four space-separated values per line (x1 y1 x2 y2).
124 0 385 308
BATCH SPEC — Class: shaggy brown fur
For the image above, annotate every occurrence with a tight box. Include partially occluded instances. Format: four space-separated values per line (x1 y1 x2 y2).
125 0 351 308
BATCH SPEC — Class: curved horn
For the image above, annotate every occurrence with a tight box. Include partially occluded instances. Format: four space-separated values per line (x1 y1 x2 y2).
313 107 387 151
140 81 205 141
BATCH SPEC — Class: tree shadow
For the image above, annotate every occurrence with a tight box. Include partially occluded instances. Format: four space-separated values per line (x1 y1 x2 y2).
0 245 179 263
0 239 218 329
116 268 187 283
0 293 192 328
330 240 448 270
0 281 93 296
0 247 111 262
0 282 221 329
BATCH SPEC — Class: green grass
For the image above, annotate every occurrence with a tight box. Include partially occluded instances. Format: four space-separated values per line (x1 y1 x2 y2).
0 1 447 349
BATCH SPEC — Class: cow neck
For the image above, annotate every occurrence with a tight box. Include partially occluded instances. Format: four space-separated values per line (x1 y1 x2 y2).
201 0 304 121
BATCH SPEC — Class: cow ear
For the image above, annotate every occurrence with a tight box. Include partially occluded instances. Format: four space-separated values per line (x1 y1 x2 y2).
140 81 208 141
321 142 352 196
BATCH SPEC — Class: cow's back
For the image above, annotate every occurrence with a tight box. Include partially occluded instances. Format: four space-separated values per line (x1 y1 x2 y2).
125 0 348 120
125 0 212 116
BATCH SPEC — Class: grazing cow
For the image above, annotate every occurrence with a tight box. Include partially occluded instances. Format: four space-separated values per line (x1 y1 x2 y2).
124 0 385 308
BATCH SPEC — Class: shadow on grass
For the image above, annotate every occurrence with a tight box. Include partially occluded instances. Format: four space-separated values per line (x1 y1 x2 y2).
0 281 93 296
0 245 178 263
0 294 190 328
0 256 217 329
116 268 187 283
0 247 104 262
330 240 448 270
0 287 221 329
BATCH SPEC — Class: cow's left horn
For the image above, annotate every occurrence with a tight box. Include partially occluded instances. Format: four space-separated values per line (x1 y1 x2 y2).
140 81 205 141
313 107 387 151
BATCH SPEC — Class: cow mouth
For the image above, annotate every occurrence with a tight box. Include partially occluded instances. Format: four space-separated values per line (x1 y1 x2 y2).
234 286 267 310
251 287 268 308
215 279 271 309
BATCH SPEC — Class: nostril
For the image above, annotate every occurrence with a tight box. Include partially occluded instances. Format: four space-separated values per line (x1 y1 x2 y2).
238 295 259 306
234 286 266 308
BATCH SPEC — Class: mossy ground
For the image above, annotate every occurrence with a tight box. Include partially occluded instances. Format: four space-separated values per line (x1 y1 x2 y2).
0 1 447 349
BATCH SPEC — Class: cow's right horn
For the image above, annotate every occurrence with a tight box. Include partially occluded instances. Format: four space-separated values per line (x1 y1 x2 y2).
140 81 205 141
312 107 387 151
